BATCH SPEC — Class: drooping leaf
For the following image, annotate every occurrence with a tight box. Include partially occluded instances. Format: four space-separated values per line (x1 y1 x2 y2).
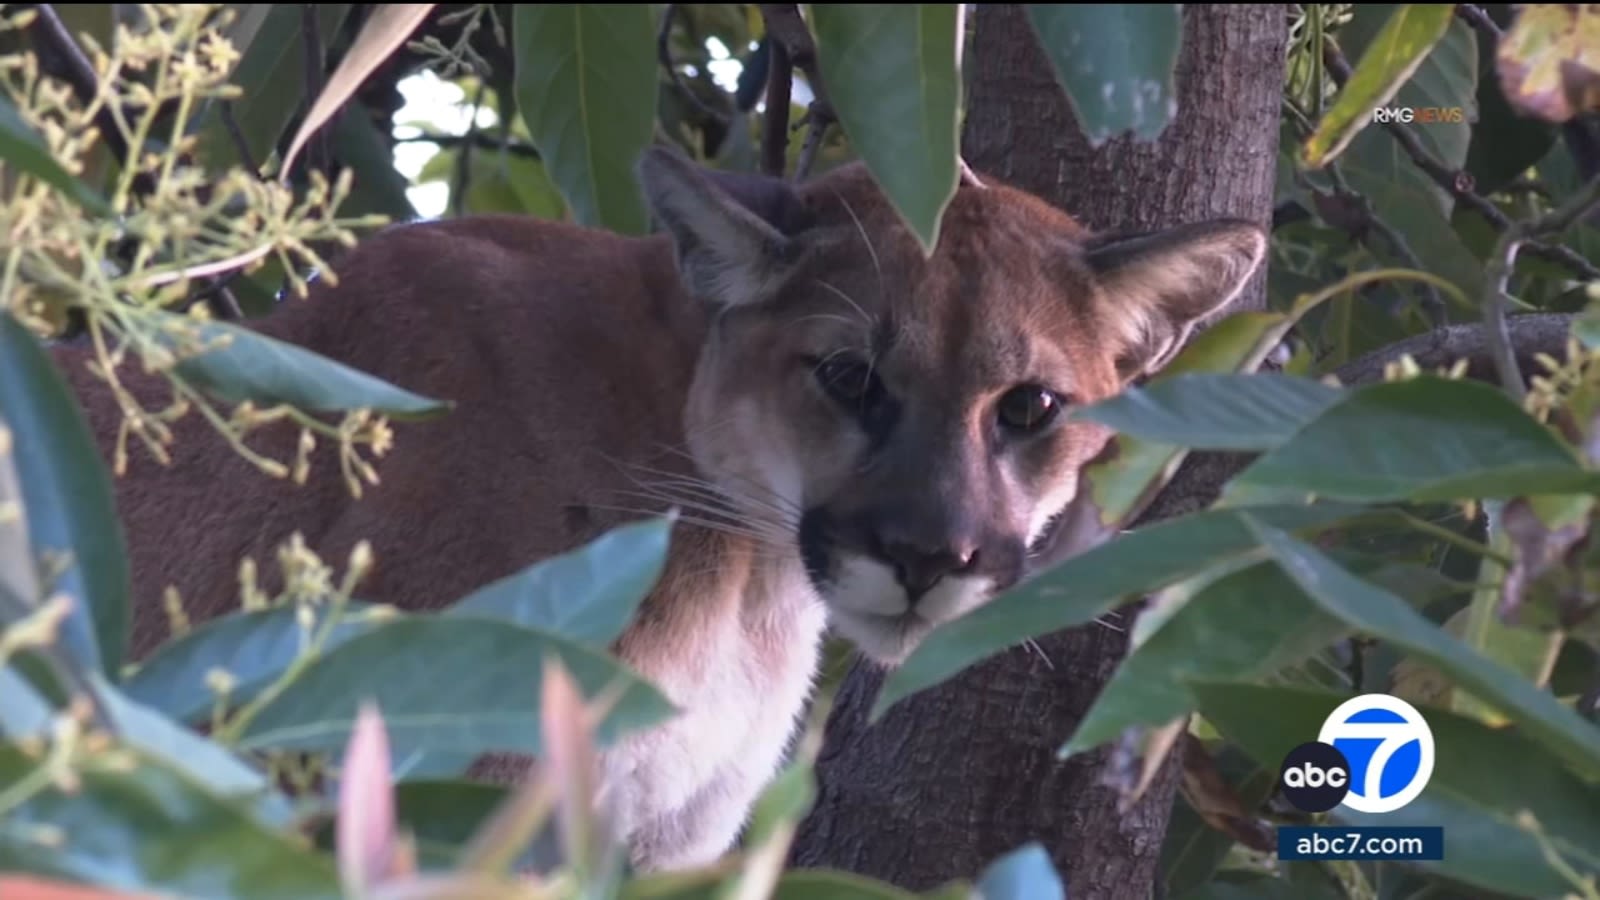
0 743 341 900
975 843 1064 900
1302 4 1457 168
153 312 451 420
1227 375 1600 504
236 616 675 755
1073 373 1342 451
1189 681 1600 898
1243 517 1600 780
812 5 962 254
0 313 130 677
872 503 1363 720
1496 4 1600 125
450 516 673 647
0 94 111 214
0 664 53 739
278 4 435 181
329 107 418 220
1465 10 1557 195
123 601 385 725
1024 5 1182 146
513 5 658 235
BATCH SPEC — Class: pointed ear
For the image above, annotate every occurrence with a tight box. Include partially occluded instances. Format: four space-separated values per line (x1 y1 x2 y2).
635 146 814 309
1086 219 1268 381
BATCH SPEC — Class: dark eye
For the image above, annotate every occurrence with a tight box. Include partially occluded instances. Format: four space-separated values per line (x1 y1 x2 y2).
812 356 879 406
997 385 1062 433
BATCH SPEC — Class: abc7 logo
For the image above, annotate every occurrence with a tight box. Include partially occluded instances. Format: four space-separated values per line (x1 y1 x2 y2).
1278 694 1436 815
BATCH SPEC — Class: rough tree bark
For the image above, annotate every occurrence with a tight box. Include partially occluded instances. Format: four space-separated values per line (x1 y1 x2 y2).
789 6 1289 898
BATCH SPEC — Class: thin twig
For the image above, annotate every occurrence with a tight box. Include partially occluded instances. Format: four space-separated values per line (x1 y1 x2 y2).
758 5 836 182
1484 173 1600 397
761 37 792 177
300 3 329 182
1322 44 1600 283
656 4 731 125
1454 4 1503 39
1325 166 1448 326
453 81 486 217
397 133 542 158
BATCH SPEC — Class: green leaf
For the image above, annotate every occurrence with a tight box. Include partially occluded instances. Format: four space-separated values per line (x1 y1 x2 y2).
0 743 341 900
1302 4 1457 168
93 674 278 803
191 5 356 172
450 516 673 647
310 779 514 870
975 843 1063 900
1336 5 1478 195
1158 747 1277 897
1188 682 1600 898
329 106 418 220
812 5 962 253
1227 375 1599 503
1243 516 1600 780
0 93 111 214
123 601 386 724
1024 4 1182 145
1465 19 1556 193
872 503 1363 720
0 313 130 677
1073 373 1342 451
237 616 675 755
1062 561 1351 757
513 5 658 235
154 312 451 420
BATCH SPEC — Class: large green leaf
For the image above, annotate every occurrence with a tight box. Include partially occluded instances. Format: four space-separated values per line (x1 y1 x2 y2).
329 106 418 220
1062 561 1350 757
155 312 451 420
1189 682 1600 898
0 93 111 214
872 503 1363 720
92 674 278 804
450 516 673 647
1073 373 1342 451
0 743 341 900
236 615 675 755
123 601 385 724
1244 517 1600 780
1024 5 1182 146
1334 5 1478 185
191 5 355 173
812 5 962 254
1303 4 1458 168
0 313 129 677
1227 375 1599 503
513 5 658 235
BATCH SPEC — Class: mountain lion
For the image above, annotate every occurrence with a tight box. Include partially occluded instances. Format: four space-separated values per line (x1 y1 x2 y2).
50 147 1267 872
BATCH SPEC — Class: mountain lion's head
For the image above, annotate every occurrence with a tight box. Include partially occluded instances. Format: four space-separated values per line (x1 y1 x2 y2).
636 148 1266 665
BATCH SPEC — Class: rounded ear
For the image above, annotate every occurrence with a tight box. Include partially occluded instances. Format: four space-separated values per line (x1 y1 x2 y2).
1085 219 1269 381
635 146 815 309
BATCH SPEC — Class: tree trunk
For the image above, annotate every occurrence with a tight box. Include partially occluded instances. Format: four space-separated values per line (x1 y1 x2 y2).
788 6 1288 898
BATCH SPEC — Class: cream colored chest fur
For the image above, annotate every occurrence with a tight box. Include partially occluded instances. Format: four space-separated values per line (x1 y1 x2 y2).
597 564 830 871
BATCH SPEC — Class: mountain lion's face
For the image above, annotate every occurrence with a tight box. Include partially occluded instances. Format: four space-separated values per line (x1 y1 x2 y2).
638 149 1266 665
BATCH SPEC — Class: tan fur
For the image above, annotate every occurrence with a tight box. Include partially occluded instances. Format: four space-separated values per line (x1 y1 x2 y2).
48 149 1266 872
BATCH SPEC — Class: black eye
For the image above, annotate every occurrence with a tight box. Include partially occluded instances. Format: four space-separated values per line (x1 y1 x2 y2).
812 356 880 407
997 385 1062 433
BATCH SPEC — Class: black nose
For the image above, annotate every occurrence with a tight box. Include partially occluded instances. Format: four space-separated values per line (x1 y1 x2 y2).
873 535 979 600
